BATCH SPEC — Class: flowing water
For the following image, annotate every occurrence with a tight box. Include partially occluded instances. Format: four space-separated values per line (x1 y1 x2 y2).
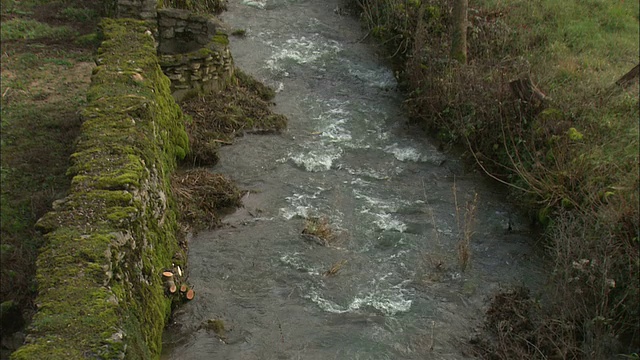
161 1 543 359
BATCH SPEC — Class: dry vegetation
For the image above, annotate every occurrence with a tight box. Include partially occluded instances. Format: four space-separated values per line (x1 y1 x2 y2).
172 68 287 231
171 169 242 231
301 216 336 246
454 187 478 272
352 0 639 357
179 69 287 166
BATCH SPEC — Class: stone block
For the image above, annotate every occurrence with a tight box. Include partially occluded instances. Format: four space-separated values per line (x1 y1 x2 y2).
158 8 190 20
139 11 157 20
161 28 174 39
158 16 176 28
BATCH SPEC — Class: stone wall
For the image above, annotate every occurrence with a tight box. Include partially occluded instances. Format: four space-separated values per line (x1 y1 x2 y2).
116 0 157 20
157 8 234 102
11 18 189 360
110 1 236 102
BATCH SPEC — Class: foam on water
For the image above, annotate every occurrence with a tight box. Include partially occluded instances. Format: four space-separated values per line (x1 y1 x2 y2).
266 34 341 75
340 165 397 180
384 143 423 162
280 192 319 219
280 206 310 220
320 121 352 142
373 213 407 233
346 59 397 89
241 0 266 9
306 283 412 316
353 189 403 212
280 253 321 275
289 147 342 172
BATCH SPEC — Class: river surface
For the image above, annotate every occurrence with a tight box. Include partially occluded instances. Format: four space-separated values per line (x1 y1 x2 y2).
161 1 543 359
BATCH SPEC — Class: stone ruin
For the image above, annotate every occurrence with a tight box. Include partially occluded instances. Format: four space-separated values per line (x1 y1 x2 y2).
116 0 234 101
157 8 234 101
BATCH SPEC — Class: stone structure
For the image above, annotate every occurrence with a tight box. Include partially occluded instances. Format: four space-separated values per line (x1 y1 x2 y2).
157 8 234 101
110 1 235 101
11 19 189 360
116 0 157 20
11 2 235 356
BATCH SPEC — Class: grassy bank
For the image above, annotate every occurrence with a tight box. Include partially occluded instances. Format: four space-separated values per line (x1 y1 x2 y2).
0 0 101 355
352 0 639 358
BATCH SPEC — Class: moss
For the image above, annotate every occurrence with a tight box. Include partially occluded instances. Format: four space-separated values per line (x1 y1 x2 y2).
205 319 225 335
212 33 229 46
12 18 190 360
567 127 584 141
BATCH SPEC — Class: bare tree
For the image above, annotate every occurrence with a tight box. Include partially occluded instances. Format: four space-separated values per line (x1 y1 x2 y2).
451 0 468 64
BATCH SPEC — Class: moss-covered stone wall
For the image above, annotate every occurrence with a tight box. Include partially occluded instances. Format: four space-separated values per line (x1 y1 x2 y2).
11 18 189 360
157 8 234 102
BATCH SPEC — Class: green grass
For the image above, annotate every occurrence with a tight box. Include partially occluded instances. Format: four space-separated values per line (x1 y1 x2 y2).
482 0 639 203
0 0 100 348
59 7 98 22
1 18 77 40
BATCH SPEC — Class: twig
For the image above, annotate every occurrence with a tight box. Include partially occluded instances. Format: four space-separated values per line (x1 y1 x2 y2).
514 333 548 359
428 320 435 351
422 178 441 246
356 29 372 43
463 133 533 194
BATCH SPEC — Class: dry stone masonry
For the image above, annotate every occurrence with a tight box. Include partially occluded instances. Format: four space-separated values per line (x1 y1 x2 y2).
115 0 235 101
11 1 235 358
116 0 157 20
157 8 234 101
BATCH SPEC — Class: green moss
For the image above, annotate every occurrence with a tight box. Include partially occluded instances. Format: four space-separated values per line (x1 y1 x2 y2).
12 18 190 360
567 127 584 141
212 33 229 46
205 319 226 335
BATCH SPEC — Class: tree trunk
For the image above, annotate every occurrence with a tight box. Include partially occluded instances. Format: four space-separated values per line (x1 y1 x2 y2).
451 0 469 64
615 63 639 88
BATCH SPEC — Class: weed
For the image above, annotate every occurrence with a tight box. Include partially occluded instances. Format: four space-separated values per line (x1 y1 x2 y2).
231 29 247 37
44 58 73 67
159 0 227 14
301 216 334 246
323 259 347 277
59 7 97 23
0 0 102 353
453 185 478 272
179 70 286 166
16 53 40 68
204 318 225 335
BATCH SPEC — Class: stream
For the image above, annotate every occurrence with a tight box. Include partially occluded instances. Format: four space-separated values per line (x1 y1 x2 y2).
161 1 543 359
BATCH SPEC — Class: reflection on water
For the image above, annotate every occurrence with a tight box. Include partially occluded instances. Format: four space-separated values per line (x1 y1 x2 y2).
161 0 543 359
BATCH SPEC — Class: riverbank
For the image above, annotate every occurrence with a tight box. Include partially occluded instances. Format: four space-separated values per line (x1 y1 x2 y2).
351 0 639 357
0 0 285 356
